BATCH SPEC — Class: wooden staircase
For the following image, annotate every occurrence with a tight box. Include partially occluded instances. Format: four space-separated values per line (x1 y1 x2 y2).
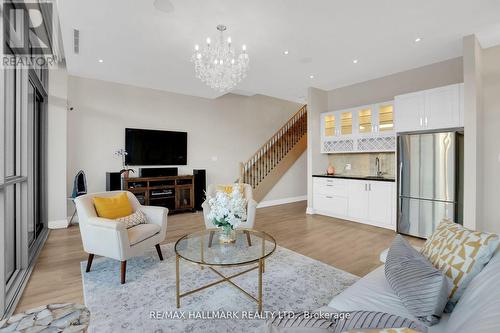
239 105 307 202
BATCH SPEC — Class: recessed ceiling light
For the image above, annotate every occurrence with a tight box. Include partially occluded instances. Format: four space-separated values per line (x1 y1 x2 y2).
283 50 289 55
309 74 314 79
98 59 104 63
352 59 359 64
414 37 422 43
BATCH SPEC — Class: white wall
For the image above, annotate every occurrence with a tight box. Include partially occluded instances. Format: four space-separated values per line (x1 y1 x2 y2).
261 152 306 205
328 57 463 110
66 76 306 203
479 44 500 233
47 65 69 228
306 87 329 213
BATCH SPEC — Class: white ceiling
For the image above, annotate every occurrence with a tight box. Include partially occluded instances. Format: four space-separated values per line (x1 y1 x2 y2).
58 0 500 102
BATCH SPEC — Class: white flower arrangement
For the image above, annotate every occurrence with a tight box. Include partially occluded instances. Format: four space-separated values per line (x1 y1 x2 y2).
207 185 247 233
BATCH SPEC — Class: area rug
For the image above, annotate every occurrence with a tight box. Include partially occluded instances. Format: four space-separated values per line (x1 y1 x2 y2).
81 243 358 333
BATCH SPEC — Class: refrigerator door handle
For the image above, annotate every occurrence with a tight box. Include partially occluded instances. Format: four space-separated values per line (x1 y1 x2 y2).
398 161 403 197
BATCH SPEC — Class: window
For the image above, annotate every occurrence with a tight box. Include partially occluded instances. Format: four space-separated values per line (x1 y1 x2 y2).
1 4 49 317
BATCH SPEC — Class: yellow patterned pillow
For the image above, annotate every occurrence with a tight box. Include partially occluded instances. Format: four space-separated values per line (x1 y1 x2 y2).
421 219 499 311
216 184 244 196
116 210 148 229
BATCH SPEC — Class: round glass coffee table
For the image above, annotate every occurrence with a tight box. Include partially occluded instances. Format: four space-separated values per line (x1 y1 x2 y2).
174 229 276 312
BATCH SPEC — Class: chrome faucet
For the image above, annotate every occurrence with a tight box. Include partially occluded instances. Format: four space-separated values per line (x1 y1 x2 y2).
375 157 383 177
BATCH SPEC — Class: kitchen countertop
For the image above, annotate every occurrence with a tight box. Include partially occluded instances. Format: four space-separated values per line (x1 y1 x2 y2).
313 174 396 182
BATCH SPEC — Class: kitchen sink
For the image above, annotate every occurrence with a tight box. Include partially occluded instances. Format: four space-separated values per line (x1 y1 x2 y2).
364 175 389 180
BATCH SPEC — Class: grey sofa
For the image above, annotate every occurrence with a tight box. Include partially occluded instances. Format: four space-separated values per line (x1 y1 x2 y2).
315 247 500 333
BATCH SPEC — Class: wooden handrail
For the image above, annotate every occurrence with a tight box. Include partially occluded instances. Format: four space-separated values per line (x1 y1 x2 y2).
241 105 307 167
239 105 307 188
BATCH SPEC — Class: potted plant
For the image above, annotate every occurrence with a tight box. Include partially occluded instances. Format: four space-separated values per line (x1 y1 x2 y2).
114 149 135 178
206 185 247 243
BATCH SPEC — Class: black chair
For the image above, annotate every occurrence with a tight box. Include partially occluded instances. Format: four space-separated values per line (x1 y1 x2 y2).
69 170 88 224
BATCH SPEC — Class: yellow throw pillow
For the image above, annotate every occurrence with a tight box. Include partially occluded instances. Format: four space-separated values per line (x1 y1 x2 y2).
216 184 244 196
93 192 133 219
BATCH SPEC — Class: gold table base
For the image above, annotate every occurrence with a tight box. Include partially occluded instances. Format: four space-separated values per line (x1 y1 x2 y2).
176 254 265 312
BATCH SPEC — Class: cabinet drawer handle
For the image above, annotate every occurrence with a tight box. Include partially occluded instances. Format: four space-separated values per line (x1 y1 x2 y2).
326 184 334 187
369 184 372 191
326 196 333 199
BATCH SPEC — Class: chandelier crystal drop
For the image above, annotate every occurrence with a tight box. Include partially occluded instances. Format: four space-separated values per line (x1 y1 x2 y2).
191 25 249 92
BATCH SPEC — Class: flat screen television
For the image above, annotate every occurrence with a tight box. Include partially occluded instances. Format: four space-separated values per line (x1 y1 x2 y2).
125 128 187 165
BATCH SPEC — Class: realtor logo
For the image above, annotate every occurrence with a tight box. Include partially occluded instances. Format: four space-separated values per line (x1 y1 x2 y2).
3 1 53 55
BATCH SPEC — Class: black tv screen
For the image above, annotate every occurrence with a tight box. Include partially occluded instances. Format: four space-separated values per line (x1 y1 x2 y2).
125 128 187 165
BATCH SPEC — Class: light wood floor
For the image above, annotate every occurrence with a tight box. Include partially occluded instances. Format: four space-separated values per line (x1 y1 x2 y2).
15 201 423 313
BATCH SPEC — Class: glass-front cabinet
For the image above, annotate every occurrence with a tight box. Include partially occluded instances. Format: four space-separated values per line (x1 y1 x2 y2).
340 112 353 135
324 114 336 137
376 103 394 132
358 107 373 134
321 101 395 153
321 110 354 139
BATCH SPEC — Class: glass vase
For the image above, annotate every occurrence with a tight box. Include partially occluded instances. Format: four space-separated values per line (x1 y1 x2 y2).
219 225 236 244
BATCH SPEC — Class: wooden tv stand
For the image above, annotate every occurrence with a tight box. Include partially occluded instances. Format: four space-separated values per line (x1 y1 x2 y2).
123 175 194 213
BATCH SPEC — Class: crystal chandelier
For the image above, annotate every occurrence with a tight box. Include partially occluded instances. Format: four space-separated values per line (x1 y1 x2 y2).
191 25 249 92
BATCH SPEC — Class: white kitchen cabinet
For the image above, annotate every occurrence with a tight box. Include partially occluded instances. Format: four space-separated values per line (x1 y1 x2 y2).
321 101 395 153
395 83 464 132
458 83 464 127
312 178 348 216
425 84 460 130
367 181 394 226
312 177 395 230
347 181 369 220
394 91 425 132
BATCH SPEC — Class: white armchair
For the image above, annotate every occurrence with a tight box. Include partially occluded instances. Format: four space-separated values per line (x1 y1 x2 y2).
75 191 168 284
202 183 257 246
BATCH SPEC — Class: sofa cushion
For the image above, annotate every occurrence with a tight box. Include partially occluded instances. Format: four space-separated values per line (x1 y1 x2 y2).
116 210 148 229
92 192 133 219
444 250 500 333
127 224 160 245
331 311 427 333
266 312 334 333
329 266 415 320
385 235 450 325
265 311 427 333
421 219 499 311
327 267 449 333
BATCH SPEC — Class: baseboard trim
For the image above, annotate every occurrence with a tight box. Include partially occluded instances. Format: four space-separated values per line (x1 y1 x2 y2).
306 207 315 215
257 195 307 208
48 218 69 229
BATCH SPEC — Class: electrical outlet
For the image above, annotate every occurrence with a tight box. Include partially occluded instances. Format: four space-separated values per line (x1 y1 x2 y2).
345 163 352 171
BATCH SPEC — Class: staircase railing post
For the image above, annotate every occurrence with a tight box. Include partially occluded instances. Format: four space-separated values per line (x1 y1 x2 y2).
239 162 244 184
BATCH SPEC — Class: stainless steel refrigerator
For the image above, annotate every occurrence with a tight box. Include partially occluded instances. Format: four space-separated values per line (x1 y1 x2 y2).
397 131 463 239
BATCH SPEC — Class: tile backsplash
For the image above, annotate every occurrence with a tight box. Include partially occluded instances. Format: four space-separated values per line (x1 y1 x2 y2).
327 152 395 177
